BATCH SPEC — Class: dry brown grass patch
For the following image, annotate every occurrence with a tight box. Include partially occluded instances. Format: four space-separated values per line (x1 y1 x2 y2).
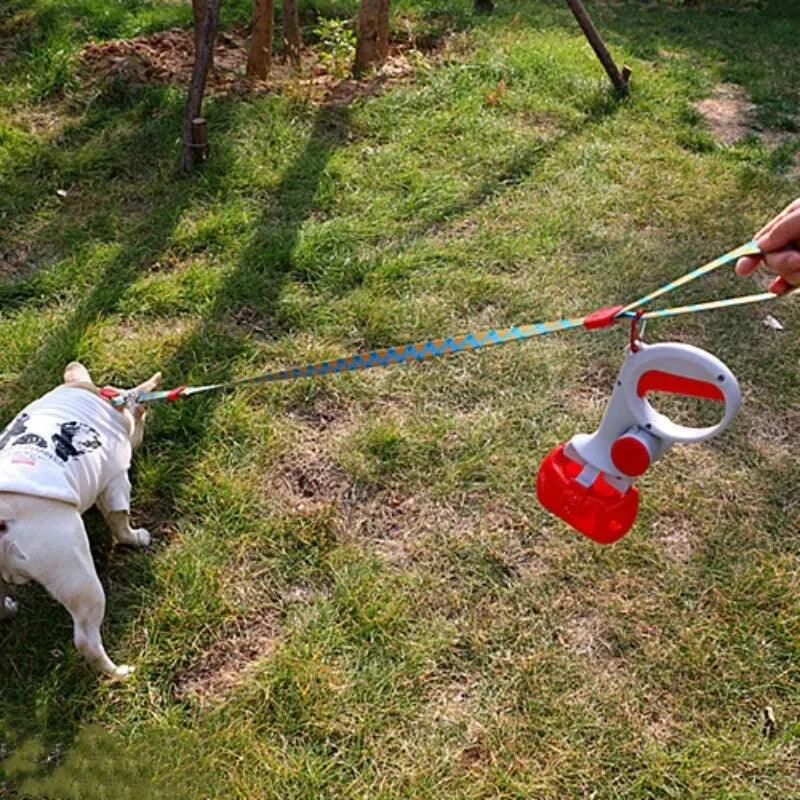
430 677 476 725
557 610 620 662
172 611 280 703
650 513 696 564
569 356 618 415
741 401 799 466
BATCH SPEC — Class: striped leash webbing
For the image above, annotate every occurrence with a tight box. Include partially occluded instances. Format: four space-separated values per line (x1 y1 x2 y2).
119 240 796 406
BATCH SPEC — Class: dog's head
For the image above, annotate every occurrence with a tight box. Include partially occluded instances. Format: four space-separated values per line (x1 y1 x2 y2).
64 362 162 450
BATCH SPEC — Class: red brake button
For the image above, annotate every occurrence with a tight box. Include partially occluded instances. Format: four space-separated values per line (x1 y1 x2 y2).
611 435 651 477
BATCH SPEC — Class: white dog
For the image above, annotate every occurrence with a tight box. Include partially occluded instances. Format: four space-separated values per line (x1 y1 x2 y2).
0 362 161 677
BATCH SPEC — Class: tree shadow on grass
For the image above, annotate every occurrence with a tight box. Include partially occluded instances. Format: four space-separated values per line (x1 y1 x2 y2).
0 100 349 767
135 103 352 529
0 13 632 767
0 93 248 747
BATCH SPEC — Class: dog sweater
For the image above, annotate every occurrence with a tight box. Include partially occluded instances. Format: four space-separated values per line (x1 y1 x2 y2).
0 387 133 513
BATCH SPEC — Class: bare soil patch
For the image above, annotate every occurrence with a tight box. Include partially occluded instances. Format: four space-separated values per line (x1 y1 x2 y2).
0 243 30 279
693 83 756 145
692 83 798 148
271 403 357 512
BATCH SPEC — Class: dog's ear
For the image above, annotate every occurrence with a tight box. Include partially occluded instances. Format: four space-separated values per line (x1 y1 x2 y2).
134 372 162 394
64 361 93 385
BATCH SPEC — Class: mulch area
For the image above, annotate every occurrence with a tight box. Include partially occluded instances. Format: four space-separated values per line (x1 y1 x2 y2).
81 27 420 105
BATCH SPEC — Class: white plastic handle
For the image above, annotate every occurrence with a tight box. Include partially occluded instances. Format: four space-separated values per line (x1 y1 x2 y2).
619 341 740 445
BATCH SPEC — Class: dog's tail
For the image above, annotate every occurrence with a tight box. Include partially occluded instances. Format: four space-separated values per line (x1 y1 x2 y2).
0 497 27 566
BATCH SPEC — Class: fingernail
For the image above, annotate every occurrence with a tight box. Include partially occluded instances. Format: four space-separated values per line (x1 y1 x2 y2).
735 255 760 276
768 277 790 295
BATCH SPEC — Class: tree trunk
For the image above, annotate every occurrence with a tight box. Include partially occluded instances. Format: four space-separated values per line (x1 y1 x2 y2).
247 0 275 79
354 0 389 76
282 0 301 68
565 0 630 96
180 0 221 171
192 0 213 68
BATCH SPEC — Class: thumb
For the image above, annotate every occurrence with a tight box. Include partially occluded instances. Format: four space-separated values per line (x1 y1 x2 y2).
756 207 800 252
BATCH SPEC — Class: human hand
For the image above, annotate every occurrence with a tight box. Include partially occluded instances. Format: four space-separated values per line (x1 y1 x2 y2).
735 198 800 294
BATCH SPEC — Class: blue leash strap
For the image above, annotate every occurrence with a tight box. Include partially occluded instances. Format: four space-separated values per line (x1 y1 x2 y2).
122 240 793 406
131 315 586 404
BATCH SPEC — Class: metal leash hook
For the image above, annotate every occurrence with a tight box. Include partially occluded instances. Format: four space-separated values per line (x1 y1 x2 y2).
629 309 646 353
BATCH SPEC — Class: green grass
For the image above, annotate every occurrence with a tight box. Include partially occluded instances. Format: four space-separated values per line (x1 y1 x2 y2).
2 0 800 796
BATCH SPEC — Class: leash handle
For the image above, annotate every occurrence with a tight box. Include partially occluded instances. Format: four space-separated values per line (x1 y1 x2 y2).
537 340 741 544
568 340 740 493
619 240 762 314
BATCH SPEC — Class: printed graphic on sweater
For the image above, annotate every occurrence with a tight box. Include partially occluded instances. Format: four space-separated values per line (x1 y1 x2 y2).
0 414 101 464
0 413 31 451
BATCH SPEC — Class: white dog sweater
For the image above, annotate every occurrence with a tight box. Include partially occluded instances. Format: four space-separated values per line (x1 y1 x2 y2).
0 387 133 513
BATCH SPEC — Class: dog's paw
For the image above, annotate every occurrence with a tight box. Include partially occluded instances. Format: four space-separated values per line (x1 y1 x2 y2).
111 664 135 680
0 596 18 621
133 528 151 547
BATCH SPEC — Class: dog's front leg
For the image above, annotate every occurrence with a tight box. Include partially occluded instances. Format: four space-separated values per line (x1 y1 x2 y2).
97 473 151 548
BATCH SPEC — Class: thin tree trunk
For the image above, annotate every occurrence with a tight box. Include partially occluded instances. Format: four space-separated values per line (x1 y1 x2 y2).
282 0 301 68
565 0 630 96
247 0 275 79
354 0 389 76
192 0 213 68
180 0 221 171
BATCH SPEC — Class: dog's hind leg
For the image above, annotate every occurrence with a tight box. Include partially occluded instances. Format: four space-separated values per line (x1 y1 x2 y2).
46 563 132 678
24 509 132 678
0 514 19 620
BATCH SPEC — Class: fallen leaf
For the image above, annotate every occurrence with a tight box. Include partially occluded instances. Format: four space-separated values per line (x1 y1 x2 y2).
486 78 507 107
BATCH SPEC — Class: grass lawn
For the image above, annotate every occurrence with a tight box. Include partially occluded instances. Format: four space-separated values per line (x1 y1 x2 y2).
1 0 800 796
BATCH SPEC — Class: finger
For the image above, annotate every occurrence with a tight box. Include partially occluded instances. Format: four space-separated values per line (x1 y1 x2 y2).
757 208 800 252
735 254 762 276
769 277 790 294
761 249 800 275
769 273 800 294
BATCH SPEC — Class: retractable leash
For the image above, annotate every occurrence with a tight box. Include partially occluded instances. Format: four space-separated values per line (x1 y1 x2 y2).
535 241 798 544
102 240 797 541
536 315 741 544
